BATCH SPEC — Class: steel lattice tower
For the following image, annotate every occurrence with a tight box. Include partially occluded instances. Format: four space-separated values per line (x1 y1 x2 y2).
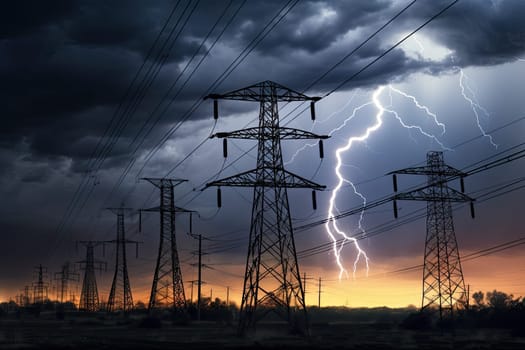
78 241 106 312
141 178 192 312
32 264 48 304
20 286 31 307
205 81 328 335
54 262 79 303
391 151 475 322
106 208 140 313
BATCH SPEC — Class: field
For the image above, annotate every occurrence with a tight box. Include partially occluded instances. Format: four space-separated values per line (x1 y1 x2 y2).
1 310 525 349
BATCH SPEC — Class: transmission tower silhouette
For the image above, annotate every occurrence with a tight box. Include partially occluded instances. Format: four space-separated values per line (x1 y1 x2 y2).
106 208 140 313
54 261 79 304
140 178 193 312
205 81 328 335
32 264 49 304
19 286 31 307
77 241 106 312
391 151 475 322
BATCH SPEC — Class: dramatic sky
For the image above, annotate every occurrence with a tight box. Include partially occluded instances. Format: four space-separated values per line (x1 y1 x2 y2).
1 0 525 307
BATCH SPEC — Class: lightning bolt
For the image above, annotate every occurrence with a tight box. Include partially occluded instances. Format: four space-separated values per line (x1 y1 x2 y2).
388 86 446 136
384 87 450 150
325 88 384 280
458 68 498 148
412 35 425 58
326 85 450 280
284 92 364 166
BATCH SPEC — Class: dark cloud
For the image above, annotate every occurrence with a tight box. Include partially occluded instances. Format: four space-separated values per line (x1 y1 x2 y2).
20 164 53 183
2 0 524 170
0 0 74 39
1 0 525 301
236 0 389 54
0 0 206 168
422 0 525 66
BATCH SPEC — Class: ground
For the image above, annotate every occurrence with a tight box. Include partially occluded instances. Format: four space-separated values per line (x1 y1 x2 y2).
1 313 525 349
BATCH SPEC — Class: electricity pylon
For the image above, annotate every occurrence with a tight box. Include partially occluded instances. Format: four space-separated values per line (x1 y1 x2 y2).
32 264 48 304
19 286 31 307
391 151 475 322
54 262 79 304
205 81 328 335
77 241 106 312
106 208 140 313
140 178 193 312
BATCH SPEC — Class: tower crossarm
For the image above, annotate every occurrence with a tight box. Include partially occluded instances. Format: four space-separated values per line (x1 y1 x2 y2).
205 168 325 190
141 206 195 213
76 240 104 247
212 127 329 141
394 186 474 202
141 178 187 188
204 80 320 102
76 259 106 270
389 164 466 177
106 207 134 214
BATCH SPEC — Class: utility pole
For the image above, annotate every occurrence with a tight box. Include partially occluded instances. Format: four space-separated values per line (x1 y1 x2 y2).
187 220 207 322
77 241 106 312
32 264 49 304
227 286 230 307
197 233 202 320
205 81 328 335
189 280 195 303
467 284 470 310
141 178 193 313
105 208 140 313
318 277 321 308
188 232 206 321
391 151 474 323
54 262 79 304
303 273 307 295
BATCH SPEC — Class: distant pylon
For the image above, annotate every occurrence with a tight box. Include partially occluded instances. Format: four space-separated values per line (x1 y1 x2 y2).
77 241 106 312
20 286 31 307
106 208 140 313
391 151 475 322
54 262 79 304
140 178 193 312
205 81 328 335
32 264 48 304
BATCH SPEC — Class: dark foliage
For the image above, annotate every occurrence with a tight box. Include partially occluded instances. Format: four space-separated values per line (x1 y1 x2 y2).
400 310 433 330
138 316 162 329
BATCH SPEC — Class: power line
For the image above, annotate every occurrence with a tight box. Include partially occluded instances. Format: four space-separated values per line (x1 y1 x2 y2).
326 0 460 97
172 122 525 260
121 0 302 215
175 0 461 208
101 0 299 218
304 0 418 93
297 170 525 260
136 0 301 177
294 142 525 234
100 0 202 204
366 235 525 280
275 0 460 129
57 1 198 245
48 2 184 258
111 0 246 203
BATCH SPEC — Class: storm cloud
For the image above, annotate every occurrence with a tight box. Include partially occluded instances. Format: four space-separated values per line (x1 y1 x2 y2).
1 0 525 304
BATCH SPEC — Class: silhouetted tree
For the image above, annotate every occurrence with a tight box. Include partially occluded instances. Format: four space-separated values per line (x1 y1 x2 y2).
472 291 484 307
486 290 513 310
135 300 146 311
